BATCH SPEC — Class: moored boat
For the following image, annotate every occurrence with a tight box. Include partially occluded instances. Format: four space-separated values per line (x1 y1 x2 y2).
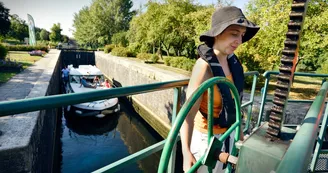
66 64 120 117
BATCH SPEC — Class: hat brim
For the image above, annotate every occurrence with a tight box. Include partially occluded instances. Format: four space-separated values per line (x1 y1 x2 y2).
200 18 260 44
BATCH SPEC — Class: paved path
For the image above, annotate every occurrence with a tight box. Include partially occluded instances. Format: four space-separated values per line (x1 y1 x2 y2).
0 50 60 101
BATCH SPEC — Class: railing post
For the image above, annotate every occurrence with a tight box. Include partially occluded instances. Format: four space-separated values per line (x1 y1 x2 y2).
244 74 258 133
310 102 328 172
168 87 181 173
208 86 214 144
257 73 270 127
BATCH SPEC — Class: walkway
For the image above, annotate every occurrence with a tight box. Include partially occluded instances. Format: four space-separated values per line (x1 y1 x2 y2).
0 50 60 101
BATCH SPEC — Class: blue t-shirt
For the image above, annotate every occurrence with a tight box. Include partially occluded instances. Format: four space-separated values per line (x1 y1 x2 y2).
62 68 70 77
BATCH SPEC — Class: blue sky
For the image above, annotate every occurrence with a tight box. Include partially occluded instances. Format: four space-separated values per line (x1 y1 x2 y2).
2 0 249 38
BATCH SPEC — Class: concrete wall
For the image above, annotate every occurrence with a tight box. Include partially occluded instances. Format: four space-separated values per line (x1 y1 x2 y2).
0 50 61 173
95 52 189 137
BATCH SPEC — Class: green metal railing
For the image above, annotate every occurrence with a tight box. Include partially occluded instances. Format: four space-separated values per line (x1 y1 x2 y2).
0 80 188 116
275 82 328 173
0 72 259 173
158 77 242 173
257 71 328 128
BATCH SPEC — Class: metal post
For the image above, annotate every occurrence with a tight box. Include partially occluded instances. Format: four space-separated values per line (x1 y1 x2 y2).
257 75 270 127
168 87 181 173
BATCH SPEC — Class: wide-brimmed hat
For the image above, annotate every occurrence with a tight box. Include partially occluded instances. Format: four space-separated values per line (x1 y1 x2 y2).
200 6 260 46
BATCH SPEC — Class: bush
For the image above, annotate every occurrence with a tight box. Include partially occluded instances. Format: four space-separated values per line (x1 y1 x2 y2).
164 57 171 66
151 54 159 63
136 53 159 63
316 60 328 74
5 45 49 52
136 53 152 61
104 44 116 53
0 44 8 60
163 56 196 71
111 47 134 57
0 59 23 72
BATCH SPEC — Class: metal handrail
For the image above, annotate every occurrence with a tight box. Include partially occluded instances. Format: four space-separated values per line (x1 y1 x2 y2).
0 79 189 116
0 71 259 173
257 71 328 127
275 82 328 173
158 77 242 173
310 99 328 172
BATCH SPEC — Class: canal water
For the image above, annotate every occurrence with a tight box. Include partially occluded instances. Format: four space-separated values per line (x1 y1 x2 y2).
57 102 164 173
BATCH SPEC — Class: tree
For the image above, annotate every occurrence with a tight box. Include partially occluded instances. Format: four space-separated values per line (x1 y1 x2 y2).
235 0 328 72
111 31 128 47
34 27 42 40
128 0 212 57
7 14 28 42
39 29 49 41
0 2 10 36
73 6 91 46
73 0 135 47
62 35 69 43
49 23 62 42
298 0 328 71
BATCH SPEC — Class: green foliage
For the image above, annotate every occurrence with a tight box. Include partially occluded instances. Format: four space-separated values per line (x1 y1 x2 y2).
34 27 42 41
0 44 8 59
49 23 62 42
237 0 328 72
127 1 220 59
0 2 10 36
111 47 134 57
7 14 28 42
316 52 328 74
164 56 195 71
39 29 49 41
73 0 136 47
136 52 158 63
62 35 69 43
151 54 159 63
111 31 128 47
298 0 328 71
136 53 152 61
104 44 116 53
5 45 49 52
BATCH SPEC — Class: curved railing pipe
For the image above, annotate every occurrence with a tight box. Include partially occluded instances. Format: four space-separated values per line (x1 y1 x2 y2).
157 77 242 173
275 82 328 173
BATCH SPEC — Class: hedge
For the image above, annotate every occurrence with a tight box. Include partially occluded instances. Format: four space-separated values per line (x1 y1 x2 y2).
5 45 49 52
0 44 8 60
136 53 159 63
164 56 196 71
111 47 135 57
104 44 116 53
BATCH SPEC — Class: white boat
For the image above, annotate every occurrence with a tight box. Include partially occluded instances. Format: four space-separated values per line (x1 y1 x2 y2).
66 64 120 117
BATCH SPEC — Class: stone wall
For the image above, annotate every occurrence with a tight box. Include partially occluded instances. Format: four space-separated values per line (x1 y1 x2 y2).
0 50 61 173
95 52 189 137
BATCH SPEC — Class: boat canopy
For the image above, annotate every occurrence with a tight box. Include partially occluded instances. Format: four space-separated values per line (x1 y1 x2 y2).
69 65 103 76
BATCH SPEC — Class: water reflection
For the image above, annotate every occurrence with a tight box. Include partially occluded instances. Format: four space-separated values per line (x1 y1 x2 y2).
60 103 161 173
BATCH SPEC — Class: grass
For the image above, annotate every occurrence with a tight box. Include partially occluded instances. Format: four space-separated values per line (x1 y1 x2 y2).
0 51 43 84
245 75 325 100
6 51 42 69
267 75 325 100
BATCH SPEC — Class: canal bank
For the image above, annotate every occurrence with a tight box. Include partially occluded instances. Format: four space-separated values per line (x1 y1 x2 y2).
0 50 61 173
95 52 189 137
